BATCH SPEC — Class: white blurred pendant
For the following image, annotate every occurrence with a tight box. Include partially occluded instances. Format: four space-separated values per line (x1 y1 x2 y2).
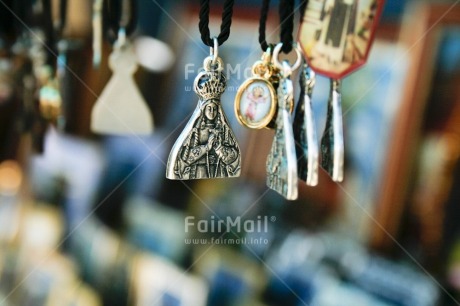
134 36 175 73
91 30 153 135
294 61 319 186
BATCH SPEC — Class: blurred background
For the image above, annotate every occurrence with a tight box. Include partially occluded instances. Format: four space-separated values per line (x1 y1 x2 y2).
0 0 459 305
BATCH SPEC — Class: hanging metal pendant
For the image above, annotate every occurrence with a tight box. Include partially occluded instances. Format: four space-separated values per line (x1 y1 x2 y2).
235 49 278 129
235 78 276 129
298 0 385 79
293 62 319 186
92 0 103 68
320 79 344 182
91 29 153 135
166 42 241 180
39 73 62 125
266 59 298 200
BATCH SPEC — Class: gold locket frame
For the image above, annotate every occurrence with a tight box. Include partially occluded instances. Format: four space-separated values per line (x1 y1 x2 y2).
234 77 277 129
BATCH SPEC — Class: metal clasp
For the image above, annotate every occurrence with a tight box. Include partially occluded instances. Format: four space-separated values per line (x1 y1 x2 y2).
209 36 219 66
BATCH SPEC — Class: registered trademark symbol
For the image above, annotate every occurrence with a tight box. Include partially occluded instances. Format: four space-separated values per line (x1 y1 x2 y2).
270 216 276 222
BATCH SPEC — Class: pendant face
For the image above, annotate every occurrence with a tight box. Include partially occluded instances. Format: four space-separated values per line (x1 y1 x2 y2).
266 63 298 200
235 77 276 129
91 43 153 135
321 79 344 182
294 63 319 186
298 0 385 79
166 58 241 180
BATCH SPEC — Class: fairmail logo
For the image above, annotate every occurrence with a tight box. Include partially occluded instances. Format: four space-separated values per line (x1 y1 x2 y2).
184 63 254 81
185 215 276 233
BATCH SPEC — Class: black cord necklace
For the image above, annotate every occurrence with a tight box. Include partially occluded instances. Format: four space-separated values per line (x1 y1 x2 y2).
198 0 235 47
258 0 297 54
166 0 241 181
279 0 295 54
104 0 137 44
37 0 69 68
41 0 56 67
56 0 68 36
258 0 273 52
299 0 309 22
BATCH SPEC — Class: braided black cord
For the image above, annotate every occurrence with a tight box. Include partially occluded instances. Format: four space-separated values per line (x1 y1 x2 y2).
104 0 137 43
57 0 68 35
42 0 56 67
258 0 271 51
279 0 295 53
103 0 116 39
199 0 235 46
198 0 210 45
219 0 234 45
299 0 309 22
12 0 29 36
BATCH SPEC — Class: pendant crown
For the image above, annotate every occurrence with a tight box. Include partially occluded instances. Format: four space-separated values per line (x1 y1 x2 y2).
194 71 226 101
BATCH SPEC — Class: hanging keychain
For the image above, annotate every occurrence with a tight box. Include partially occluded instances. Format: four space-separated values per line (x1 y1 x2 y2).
265 0 302 200
234 46 277 129
234 0 279 130
166 0 241 180
18 0 50 152
38 0 63 127
321 79 343 181
54 0 86 132
92 0 103 68
298 0 385 182
293 2 319 187
266 43 301 200
37 0 78 131
91 0 153 135
294 61 319 186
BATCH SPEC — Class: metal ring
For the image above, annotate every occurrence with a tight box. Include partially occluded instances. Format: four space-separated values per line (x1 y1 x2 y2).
114 27 127 50
210 36 219 66
203 56 223 72
261 45 272 65
272 42 302 72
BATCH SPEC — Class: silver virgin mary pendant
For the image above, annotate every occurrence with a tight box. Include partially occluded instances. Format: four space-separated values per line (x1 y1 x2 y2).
266 60 298 200
166 45 241 180
293 62 319 186
320 79 344 182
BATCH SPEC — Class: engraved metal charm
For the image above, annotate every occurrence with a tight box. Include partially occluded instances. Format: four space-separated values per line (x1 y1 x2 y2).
166 40 241 180
235 49 277 129
321 79 344 182
91 29 154 135
266 44 301 200
294 61 319 186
